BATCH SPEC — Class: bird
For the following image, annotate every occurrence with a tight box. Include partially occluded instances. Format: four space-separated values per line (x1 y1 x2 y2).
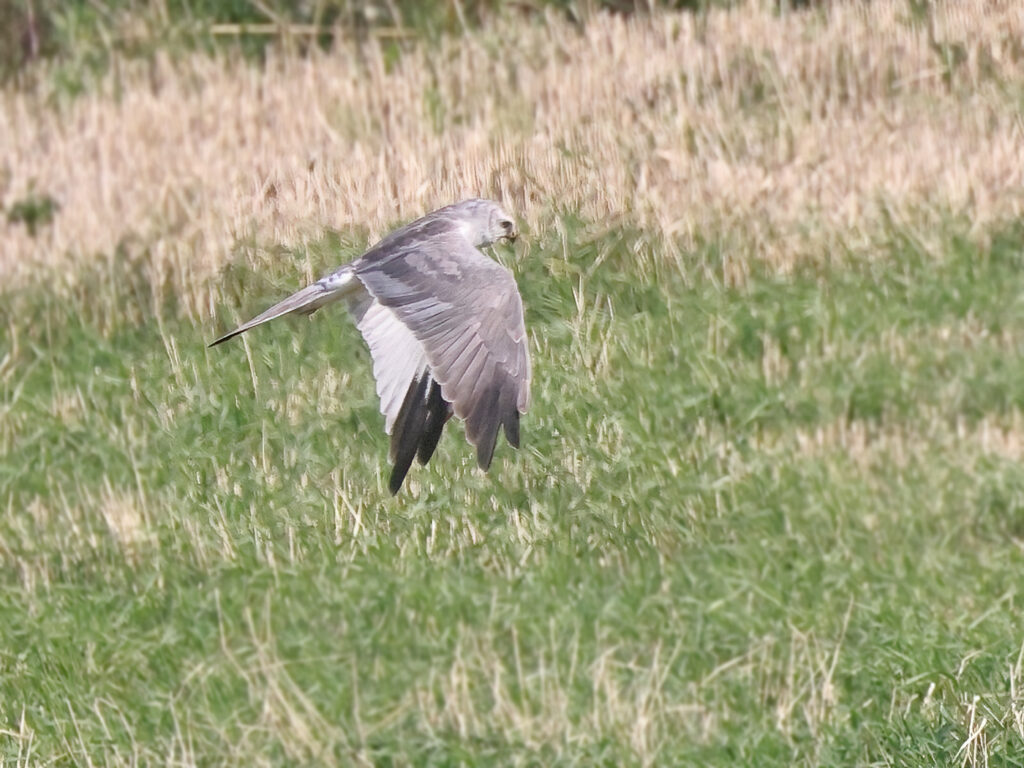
210 199 531 494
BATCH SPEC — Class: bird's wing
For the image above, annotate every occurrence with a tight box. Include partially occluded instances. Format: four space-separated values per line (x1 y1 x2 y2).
349 294 450 493
354 230 531 470
348 294 428 436
209 266 361 347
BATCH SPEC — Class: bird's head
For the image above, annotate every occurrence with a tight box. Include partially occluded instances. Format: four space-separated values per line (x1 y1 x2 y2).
453 199 518 247
488 204 519 245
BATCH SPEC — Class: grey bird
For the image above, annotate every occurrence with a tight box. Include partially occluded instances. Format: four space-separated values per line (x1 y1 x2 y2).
210 199 531 494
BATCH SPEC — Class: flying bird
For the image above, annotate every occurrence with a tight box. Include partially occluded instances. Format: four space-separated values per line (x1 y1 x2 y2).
210 199 531 494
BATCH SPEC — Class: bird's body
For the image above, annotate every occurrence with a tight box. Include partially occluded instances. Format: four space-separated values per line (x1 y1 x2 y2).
210 199 530 493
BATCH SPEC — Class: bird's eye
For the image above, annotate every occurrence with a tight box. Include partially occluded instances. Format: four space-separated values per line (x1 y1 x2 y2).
501 220 513 231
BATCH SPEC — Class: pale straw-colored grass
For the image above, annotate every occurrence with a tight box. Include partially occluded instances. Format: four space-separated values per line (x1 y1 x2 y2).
2 0 1023 312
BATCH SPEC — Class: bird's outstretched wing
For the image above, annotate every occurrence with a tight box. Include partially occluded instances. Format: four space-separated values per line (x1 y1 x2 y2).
354 229 531 472
208 267 361 347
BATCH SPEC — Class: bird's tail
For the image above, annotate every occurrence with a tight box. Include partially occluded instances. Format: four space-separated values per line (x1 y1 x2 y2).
209 267 361 347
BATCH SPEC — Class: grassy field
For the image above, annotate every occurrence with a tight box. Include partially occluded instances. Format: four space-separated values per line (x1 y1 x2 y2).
3 1 1024 765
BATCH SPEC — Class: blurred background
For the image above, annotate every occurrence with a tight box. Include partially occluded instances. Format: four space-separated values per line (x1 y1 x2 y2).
1 1 1023 764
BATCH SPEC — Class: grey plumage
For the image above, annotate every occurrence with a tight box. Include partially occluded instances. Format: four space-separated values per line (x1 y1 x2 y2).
210 199 531 493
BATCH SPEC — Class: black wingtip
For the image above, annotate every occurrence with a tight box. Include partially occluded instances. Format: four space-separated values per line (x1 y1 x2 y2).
503 411 520 449
388 468 404 495
208 329 242 347
388 374 431 494
416 380 451 466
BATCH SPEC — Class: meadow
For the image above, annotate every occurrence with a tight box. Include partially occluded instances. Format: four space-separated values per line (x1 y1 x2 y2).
2 1 1024 764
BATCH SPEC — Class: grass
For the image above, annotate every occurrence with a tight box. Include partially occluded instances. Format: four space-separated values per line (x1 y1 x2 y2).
3 211 1024 764
1 0 713 85
4 0 1024 763
4 0 1024 295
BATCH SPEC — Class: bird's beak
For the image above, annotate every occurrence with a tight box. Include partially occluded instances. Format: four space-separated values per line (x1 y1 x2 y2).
507 226 519 242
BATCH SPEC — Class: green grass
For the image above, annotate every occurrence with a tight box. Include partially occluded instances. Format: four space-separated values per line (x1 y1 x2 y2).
3 214 1024 764
2 0 727 88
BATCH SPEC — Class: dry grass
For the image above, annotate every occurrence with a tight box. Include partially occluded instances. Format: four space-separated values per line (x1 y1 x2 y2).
2 0 1024 309
6 4 1024 764
400 614 851 765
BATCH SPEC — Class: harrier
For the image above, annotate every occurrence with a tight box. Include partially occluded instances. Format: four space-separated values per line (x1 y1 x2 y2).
210 199 531 494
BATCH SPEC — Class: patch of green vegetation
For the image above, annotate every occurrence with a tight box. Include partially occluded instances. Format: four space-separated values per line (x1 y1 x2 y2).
2 215 1024 763
2 0 736 86
4 188 59 237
